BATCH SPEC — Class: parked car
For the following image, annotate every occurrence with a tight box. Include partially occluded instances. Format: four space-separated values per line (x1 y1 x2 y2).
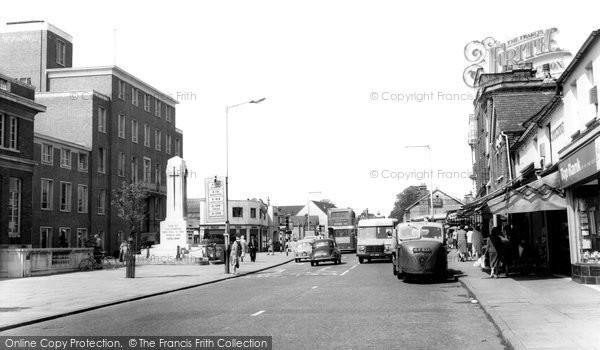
295 239 314 262
310 239 341 266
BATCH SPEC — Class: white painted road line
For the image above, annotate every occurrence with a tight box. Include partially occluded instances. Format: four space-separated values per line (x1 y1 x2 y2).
350 263 359 270
318 267 331 273
340 270 350 276
312 286 319 289
251 310 265 317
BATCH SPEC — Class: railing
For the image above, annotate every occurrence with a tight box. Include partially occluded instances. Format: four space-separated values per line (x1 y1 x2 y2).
0 247 93 278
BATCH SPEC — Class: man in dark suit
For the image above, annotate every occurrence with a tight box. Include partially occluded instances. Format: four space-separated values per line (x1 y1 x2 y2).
249 236 258 262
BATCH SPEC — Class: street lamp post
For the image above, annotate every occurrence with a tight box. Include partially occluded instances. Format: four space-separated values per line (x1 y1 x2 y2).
224 98 265 273
405 145 434 221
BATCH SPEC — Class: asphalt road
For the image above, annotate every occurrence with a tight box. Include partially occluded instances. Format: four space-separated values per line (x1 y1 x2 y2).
4 255 505 349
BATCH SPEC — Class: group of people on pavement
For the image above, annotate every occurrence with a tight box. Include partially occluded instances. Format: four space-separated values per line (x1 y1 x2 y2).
230 235 259 274
449 225 484 262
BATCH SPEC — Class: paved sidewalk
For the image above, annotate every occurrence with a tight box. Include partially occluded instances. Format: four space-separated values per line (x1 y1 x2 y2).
450 254 600 350
0 252 293 331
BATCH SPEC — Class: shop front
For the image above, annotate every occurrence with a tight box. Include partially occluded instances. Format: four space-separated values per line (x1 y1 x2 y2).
558 132 600 284
486 171 569 275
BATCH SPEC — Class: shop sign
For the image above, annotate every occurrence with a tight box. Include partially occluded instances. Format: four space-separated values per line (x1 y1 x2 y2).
559 138 600 187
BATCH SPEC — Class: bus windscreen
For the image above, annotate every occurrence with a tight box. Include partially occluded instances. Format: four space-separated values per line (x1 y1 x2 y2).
358 226 393 239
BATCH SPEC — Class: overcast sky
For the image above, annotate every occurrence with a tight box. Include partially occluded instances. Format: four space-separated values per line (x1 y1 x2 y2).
3 0 600 216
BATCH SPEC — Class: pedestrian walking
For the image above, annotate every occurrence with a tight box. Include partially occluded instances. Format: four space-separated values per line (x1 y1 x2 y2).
230 235 242 274
119 240 129 265
457 226 468 262
267 238 274 255
487 227 504 278
466 226 473 260
249 236 258 262
472 225 483 259
240 236 248 262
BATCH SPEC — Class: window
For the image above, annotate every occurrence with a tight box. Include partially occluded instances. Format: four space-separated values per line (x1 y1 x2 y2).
155 130 161 151
19 77 31 85
40 227 53 248
251 208 257 218
76 228 88 248
0 78 8 91
42 144 53 164
118 80 126 100
143 157 152 183
9 116 17 150
233 207 243 218
118 152 125 176
0 114 4 147
144 124 150 147
60 182 72 212
131 87 139 106
56 39 66 66
58 227 71 248
118 114 126 138
97 189 106 215
131 119 138 143
98 106 106 133
131 156 139 182
166 106 172 122
155 163 162 187
8 178 21 238
78 153 88 172
175 138 181 156
77 185 88 213
60 148 71 169
155 100 161 117
41 179 54 210
165 134 171 154
144 94 151 112
98 147 106 173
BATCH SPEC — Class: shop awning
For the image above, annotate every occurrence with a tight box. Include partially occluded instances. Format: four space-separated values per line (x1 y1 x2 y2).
487 171 566 215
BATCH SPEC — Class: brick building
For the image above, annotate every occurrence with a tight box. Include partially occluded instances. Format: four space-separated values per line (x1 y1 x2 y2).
1 22 184 255
0 73 46 246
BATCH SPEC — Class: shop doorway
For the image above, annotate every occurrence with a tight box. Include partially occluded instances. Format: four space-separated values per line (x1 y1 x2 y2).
547 210 570 276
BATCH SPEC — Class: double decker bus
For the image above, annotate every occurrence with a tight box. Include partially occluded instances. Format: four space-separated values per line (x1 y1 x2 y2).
356 218 397 263
327 208 357 252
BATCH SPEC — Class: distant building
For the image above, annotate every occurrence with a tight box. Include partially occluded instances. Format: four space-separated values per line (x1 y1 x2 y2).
0 72 46 246
403 188 464 222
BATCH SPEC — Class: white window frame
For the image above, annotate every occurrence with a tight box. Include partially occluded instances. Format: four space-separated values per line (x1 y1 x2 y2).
144 94 151 112
166 106 172 122
76 228 88 248
40 227 53 248
60 148 71 169
155 99 161 117
8 177 21 238
155 130 161 151
118 80 126 100
131 119 138 143
42 143 53 164
9 116 17 150
155 163 162 187
118 114 126 138
41 178 54 210
131 87 139 106
58 227 71 248
143 157 152 183
97 189 106 215
166 133 171 154
175 138 181 156
144 124 150 147
0 113 4 147
77 184 88 213
78 153 88 172
60 181 72 212
98 106 106 133
56 39 66 66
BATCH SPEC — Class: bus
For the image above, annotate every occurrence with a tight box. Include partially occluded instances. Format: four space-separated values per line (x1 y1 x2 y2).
356 218 398 263
327 208 357 252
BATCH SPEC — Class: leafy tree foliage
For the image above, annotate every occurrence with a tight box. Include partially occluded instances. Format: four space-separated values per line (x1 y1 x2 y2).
111 181 149 248
389 186 426 222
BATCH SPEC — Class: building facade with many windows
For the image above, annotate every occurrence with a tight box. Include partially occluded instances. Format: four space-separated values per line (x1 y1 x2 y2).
0 73 46 246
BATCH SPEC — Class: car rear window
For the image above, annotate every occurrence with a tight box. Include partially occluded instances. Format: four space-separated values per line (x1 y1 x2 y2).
314 241 330 248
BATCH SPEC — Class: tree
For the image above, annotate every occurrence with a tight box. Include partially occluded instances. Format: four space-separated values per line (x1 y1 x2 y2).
389 186 426 223
111 181 149 278
319 199 336 206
